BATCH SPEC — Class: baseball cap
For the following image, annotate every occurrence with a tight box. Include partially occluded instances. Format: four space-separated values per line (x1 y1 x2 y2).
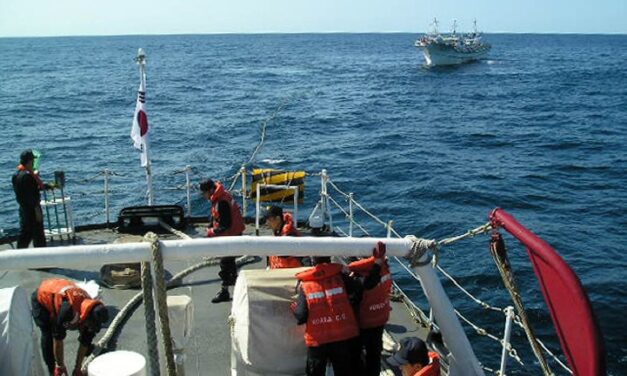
264 205 283 219
387 337 429 367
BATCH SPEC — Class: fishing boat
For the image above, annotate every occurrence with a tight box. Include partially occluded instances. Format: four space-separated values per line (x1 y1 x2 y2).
0 49 604 376
415 19 491 67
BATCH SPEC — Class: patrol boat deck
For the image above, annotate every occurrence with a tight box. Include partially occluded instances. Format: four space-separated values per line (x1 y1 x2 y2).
0 222 437 375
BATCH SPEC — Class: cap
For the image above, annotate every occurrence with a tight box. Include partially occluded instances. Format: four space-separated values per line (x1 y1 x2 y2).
20 150 35 165
264 205 283 219
199 179 215 192
387 337 429 367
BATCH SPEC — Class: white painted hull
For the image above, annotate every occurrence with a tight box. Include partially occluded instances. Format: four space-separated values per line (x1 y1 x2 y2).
419 44 490 67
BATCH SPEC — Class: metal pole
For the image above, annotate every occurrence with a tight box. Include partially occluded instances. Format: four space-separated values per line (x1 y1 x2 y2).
104 169 110 224
137 48 154 206
499 306 515 376
293 187 298 228
240 165 247 217
387 220 394 238
255 183 260 236
42 190 52 239
321 169 333 232
51 189 61 239
185 165 192 217
348 193 354 237
60 185 70 240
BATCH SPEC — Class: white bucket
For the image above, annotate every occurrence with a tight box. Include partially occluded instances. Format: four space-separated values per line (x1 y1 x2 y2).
88 351 146 376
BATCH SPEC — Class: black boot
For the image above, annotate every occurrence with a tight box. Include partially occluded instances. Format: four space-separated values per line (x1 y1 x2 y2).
211 287 231 303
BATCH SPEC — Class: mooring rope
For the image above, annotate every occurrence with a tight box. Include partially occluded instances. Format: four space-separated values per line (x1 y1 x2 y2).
141 260 160 376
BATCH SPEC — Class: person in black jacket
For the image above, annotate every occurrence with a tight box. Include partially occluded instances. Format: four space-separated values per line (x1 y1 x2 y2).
12 150 50 248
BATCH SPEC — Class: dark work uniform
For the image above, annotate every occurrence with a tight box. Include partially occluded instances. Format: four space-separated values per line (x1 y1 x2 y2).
294 271 373 376
358 263 383 376
12 169 46 248
213 200 237 286
31 291 97 374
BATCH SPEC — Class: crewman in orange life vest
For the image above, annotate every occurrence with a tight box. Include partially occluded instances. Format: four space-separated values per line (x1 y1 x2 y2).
348 241 391 376
387 337 441 376
265 205 304 268
31 278 109 376
292 244 385 376
201 179 246 303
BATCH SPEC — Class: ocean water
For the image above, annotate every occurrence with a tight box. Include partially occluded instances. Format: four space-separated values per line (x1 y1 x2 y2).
0 33 625 374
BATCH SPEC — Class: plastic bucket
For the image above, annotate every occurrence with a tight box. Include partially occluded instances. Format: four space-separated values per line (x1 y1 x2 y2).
88 350 146 376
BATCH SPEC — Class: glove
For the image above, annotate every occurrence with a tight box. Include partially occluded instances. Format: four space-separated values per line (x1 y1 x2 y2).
54 366 67 376
373 241 386 259
72 369 85 376
206 228 215 237
290 301 297 313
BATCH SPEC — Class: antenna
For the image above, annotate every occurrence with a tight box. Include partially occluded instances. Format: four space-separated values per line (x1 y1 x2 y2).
452 19 457 34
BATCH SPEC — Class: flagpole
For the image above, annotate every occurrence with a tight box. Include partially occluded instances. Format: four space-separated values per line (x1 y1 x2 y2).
136 48 155 206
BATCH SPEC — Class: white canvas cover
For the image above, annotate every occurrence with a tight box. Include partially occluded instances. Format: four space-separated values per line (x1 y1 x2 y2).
231 268 308 376
0 286 44 376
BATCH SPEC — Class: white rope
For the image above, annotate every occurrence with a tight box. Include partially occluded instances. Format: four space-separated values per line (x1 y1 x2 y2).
326 195 371 235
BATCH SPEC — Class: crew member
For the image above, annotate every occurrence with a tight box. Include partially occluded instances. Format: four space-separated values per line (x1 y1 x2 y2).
201 179 246 303
265 205 303 268
348 242 391 376
386 337 440 376
12 149 51 248
293 254 370 376
32 278 109 376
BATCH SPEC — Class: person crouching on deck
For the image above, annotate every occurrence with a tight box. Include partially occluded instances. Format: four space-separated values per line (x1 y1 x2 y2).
31 278 109 376
200 179 246 303
265 205 304 268
348 241 391 376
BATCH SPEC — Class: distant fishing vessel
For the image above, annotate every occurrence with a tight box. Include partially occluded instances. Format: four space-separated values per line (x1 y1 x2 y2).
416 19 491 67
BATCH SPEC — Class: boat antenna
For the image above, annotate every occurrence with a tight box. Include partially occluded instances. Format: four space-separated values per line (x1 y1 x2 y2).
473 19 478 34
431 17 439 34
452 19 457 35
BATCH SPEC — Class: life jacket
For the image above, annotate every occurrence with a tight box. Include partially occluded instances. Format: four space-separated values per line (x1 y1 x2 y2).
414 352 440 376
279 212 300 237
210 182 246 236
37 279 102 324
295 263 359 347
348 257 392 328
17 164 45 189
269 213 302 268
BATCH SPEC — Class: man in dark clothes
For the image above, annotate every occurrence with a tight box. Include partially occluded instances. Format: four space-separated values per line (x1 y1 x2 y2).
200 179 246 303
32 279 109 376
12 149 50 248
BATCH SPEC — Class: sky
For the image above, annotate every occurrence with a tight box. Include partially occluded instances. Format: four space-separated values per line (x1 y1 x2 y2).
0 0 626 37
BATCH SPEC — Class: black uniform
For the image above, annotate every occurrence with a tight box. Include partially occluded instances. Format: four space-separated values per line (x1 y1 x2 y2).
213 200 237 286
12 169 46 248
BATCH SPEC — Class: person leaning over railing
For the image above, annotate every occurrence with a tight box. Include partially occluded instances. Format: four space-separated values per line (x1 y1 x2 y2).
265 205 304 268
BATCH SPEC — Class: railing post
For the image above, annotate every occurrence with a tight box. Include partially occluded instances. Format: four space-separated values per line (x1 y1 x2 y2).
499 306 515 376
348 193 354 237
320 169 333 232
255 183 261 236
293 187 299 228
184 165 192 218
103 169 110 224
240 165 247 217
387 220 394 238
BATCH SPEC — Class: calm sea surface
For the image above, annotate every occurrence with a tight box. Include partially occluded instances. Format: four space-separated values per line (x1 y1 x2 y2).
1 34 625 374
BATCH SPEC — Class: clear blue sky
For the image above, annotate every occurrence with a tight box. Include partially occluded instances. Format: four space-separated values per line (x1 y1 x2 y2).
1 0 625 37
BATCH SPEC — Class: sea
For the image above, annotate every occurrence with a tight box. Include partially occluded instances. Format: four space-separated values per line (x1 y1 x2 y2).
0 33 625 375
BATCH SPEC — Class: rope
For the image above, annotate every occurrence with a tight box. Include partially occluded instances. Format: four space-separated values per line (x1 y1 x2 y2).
244 99 291 167
141 260 160 376
145 232 177 376
405 235 438 267
438 222 492 246
490 231 553 376
436 265 503 313
326 195 370 235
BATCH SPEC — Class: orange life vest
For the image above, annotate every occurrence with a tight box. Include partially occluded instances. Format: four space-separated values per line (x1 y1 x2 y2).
348 257 392 328
414 352 440 376
269 213 302 269
210 182 245 236
296 263 359 347
37 279 102 323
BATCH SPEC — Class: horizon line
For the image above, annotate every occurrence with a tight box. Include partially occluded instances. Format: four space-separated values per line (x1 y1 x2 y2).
1 30 626 39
